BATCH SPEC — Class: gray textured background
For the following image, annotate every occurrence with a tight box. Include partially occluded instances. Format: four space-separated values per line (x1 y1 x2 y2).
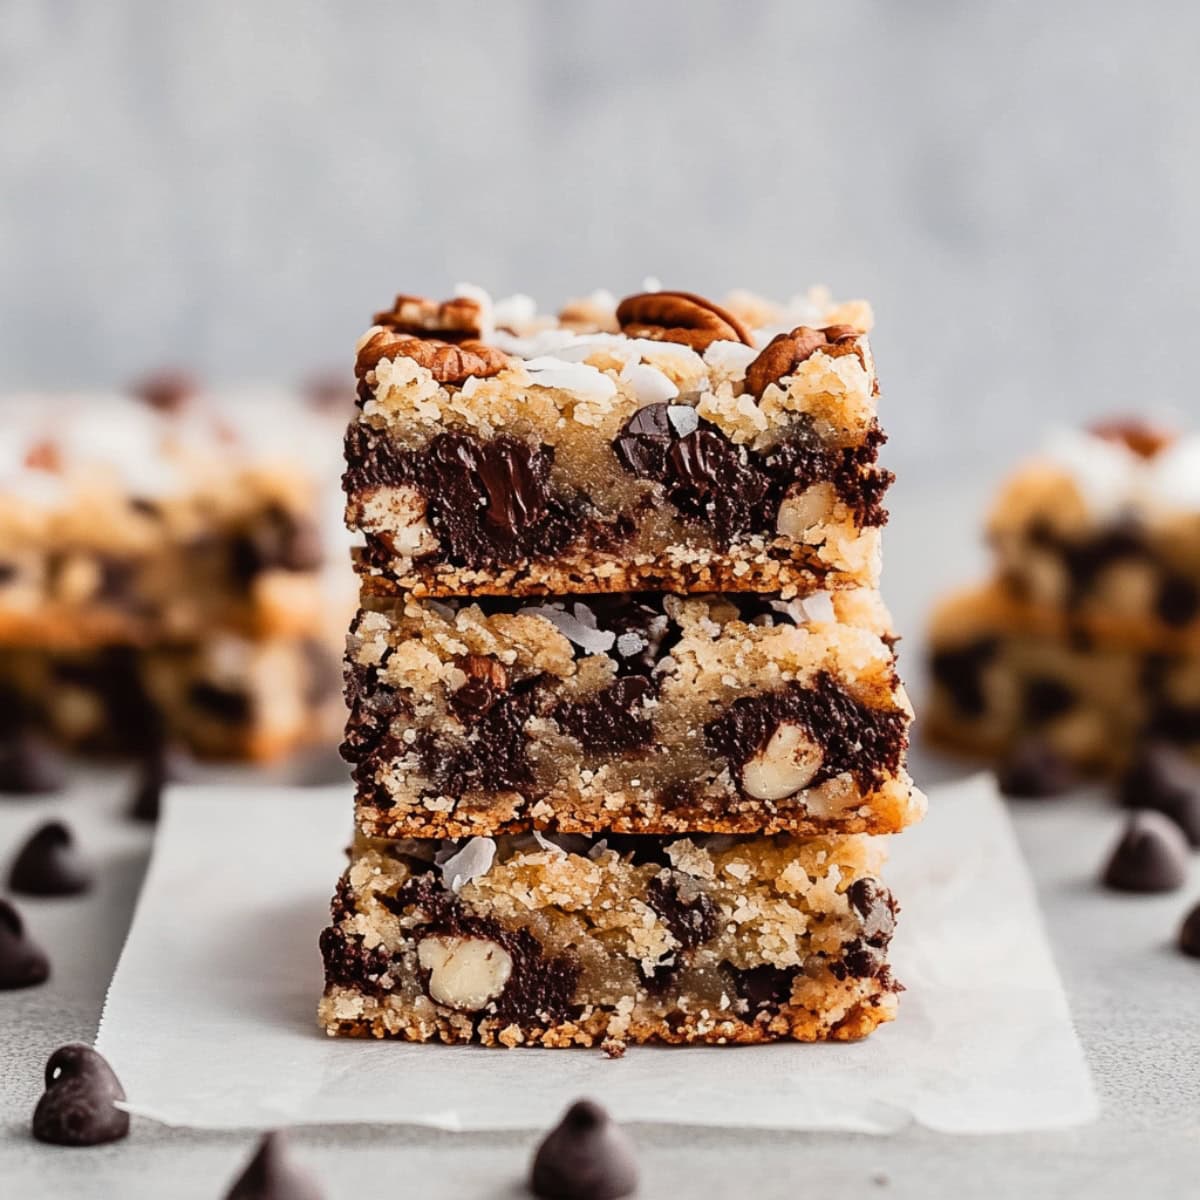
3 0 1200 467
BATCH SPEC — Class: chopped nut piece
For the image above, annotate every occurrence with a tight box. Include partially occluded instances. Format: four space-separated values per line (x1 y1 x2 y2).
355 330 509 384
741 721 824 800
417 935 513 1011
616 291 752 352
373 293 485 340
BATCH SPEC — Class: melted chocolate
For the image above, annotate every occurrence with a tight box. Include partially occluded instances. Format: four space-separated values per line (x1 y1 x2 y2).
551 676 654 754
704 672 907 791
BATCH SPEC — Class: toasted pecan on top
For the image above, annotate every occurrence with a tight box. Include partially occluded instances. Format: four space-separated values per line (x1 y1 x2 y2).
744 324 860 398
616 290 753 352
355 329 509 385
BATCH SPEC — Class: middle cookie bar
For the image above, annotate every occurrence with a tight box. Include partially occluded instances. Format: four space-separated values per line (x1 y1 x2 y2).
344 589 922 839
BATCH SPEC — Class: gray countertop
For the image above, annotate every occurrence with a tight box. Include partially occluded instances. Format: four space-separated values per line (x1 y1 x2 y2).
2 476 1199 1197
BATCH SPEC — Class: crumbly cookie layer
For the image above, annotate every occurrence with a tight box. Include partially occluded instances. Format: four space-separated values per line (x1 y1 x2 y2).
318 831 900 1047
988 423 1200 642
346 286 891 597
927 582 1200 771
0 632 343 761
345 590 921 837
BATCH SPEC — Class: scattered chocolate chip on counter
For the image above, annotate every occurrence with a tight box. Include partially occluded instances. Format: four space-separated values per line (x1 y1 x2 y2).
8 820 93 896
31 1044 130 1146
1101 811 1190 894
0 729 67 795
1179 902 1200 959
996 738 1075 799
0 898 50 989
1120 742 1200 847
222 1130 325 1200
530 1099 639 1200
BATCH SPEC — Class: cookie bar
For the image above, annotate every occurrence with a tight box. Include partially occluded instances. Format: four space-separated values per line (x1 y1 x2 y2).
318 830 900 1046
0 391 338 644
988 421 1200 641
0 631 343 760
926 582 1200 772
346 285 891 599
345 589 921 838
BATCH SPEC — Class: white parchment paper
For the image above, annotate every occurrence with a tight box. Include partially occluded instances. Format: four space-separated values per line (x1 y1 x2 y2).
96 774 1097 1133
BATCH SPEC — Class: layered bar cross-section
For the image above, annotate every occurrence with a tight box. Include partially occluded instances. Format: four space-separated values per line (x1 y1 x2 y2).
319 829 900 1047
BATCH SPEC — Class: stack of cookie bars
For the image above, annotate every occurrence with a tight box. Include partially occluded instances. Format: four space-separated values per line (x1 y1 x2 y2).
319 285 924 1048
928 421 1200 772
0 385 346 760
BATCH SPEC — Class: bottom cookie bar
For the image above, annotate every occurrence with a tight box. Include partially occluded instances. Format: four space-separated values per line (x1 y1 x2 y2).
319 831 899 1047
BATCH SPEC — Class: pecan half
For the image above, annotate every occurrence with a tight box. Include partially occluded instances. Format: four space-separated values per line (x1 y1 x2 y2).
1089 417 1176 459
373 293 484 340
355 330 510 385
744 324 859 398
616 290 752 351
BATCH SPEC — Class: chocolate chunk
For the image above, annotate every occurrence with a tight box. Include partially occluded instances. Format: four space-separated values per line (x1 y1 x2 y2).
189 681 252 723
1157 574 1200 628
996 739 1075 799
448 654 509 721
1101 811 1189 894
1179 902 1200 959
8 820 92 896
530 1099 638 1200
646 871 717 950
0 729 67 795
930 638 997 719
705 673 907 792
1023 676 1075 725
232 507 323 580
129 740 193 823
222 1131 325 1200
847 878 898 946
133 368 197 412
724 962 800 1012
318 926 391 993
0 898 50 989
32 1045 129 1146
1120 742 1200 846
552 676 654 754
838 940 889 980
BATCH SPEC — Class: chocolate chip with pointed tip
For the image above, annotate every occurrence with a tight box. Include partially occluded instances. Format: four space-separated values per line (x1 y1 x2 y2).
530 1099 638 1200
0 729 67 795
222 1130 325 1200
129 741 193 823
8 820 92 896
1101 811 1189 894
0 898 50 989
996 738 1075 798
31 1044 129 1146
1120 742 1200 846
1179 902 1200 959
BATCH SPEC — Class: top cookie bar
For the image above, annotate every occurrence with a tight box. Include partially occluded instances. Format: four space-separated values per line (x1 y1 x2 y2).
346 285 891 599
988 420 1200 640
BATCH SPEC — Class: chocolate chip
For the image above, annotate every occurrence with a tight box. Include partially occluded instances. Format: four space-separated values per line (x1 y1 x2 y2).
996 739 1076 799
129 741 193 823
1101 811 1189 894
530 1099 638 1200
8 820 92 896
222 1130 325 1200
930 639 997 719
552 676 654 754
32 1044 130 1146
0 898 50 989
724 962 799 1012
1120 742 1200 847
0 729 67 795
1023 676 1075 725
1157 574 1200 628
1179 902 1200 959
646 871 717 951
847 878 898 946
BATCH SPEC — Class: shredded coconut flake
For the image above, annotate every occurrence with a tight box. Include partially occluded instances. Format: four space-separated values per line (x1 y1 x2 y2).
667 404 700 437
620 361 679 406
520 605 616 653
797 591 836 624
703 340 758 373
439 837 496 892
523 357 617 403
615 631 647 658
